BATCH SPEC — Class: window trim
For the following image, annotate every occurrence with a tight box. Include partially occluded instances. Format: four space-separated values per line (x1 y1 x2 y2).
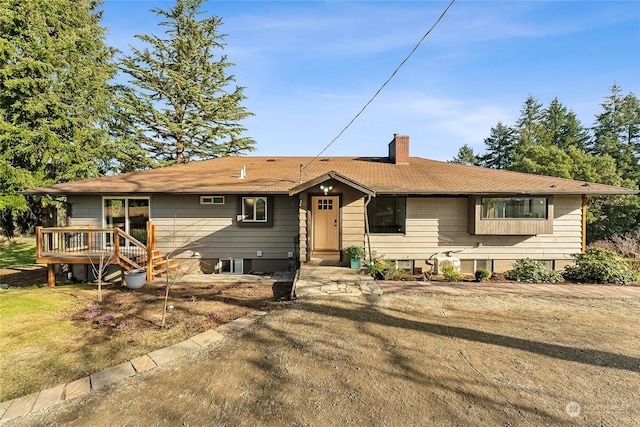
242 196 268 222
219 258 243 274
469 195 554 235
200 195 225 205
237 196 274 227
481 197 548 220
102 196 151 246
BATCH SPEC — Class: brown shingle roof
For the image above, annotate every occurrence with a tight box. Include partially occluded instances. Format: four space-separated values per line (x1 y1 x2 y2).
22 156 637 196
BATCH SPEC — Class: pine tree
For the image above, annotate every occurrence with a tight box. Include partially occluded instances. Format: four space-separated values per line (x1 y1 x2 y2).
477 122 517 169
450 144 478 165
538 98 589 150
0 0 117 236
119 0 255 165
590 85 640 185
515 95 544 147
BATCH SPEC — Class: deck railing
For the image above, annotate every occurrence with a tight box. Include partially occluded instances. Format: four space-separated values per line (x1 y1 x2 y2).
35 222 158 283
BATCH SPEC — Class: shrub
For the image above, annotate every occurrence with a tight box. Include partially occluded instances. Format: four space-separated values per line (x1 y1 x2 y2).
97 314 115 324
366 258 412 280
475 270 492 282
507 259 564 283
590 230 640 258
367 259 389 280
563 248 637 285
345 245 366 259
441 261 463 282
610 230 640 258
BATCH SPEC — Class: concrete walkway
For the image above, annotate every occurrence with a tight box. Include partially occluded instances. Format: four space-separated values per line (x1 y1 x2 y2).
294 264 383 298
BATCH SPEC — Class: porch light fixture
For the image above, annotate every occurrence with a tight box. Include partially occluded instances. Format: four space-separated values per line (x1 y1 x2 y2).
320 185 333 195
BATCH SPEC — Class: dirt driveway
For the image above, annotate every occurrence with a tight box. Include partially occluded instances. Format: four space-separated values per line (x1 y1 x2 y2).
7 293 640 426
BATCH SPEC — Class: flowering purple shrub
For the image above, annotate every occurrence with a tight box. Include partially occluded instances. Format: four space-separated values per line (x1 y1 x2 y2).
97 314 115 324
115 319 133 329
83 305 100 320
206 311 221 320
83 311 99 320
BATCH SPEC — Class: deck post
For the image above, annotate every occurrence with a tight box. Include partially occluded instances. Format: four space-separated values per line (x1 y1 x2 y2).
114 227 120 265
87 224 92 251
146 221 154 282
47 264 55 287
35 226 42 260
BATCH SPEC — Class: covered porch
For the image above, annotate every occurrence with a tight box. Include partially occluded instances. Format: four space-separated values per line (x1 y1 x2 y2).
289 170 375 264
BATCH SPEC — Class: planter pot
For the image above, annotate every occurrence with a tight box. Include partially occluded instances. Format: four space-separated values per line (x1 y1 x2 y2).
350 258 361 269
124 268 147 289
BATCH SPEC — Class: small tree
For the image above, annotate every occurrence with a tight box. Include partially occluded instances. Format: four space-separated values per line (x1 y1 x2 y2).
89 250 115 303
159 218 207 328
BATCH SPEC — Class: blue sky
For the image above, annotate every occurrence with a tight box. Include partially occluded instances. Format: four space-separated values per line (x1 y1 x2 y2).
101 1 640 161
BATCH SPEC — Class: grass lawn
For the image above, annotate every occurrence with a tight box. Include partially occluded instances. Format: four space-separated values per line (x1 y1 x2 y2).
0 285 89 401
0 236 282 403
0 238 37 268
0 278 280 403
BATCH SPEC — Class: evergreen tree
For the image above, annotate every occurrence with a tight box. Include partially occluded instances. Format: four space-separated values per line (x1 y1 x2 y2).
450 144 478 165
0 0 117 236
477 122 516 169
590 85 640 185
538 98 589 150
119 0 255 165
515 95 544 147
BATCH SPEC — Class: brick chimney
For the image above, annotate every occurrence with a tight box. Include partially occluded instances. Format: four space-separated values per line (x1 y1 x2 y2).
388 134 409 164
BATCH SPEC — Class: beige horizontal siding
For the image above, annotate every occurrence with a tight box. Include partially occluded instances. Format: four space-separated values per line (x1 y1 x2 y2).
341 188 365 250
370 195 582 261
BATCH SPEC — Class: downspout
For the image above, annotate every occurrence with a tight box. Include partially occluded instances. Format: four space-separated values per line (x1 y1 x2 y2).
364 195 373 264
582 194 587 252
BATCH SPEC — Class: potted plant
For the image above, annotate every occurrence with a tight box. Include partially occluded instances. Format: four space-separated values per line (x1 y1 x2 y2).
345 245 366 269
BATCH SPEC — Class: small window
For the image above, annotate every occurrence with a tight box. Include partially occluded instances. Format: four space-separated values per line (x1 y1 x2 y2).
220 259 243 274
536 260 554 270
242 197 267 222
317 199 333 210
367 197 406 233
395 260 413 274
200 196 225 205
482 197 547 219
475 259 493 272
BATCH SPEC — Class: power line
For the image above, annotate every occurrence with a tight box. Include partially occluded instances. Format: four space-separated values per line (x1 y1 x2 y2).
304 0 457 170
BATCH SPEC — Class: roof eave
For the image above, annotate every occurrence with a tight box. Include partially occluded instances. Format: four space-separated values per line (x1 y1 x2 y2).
289 171 375 196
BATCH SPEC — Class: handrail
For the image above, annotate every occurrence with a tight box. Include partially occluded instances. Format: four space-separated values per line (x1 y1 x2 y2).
115 228 146 252
35 221 158 283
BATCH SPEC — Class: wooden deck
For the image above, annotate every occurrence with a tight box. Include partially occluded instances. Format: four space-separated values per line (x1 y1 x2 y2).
35 222 176 286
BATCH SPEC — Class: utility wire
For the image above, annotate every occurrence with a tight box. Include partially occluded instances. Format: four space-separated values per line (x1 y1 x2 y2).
303 0 456 170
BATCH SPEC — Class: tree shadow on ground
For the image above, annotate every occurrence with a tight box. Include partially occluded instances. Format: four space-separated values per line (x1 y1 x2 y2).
296 298 640 373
